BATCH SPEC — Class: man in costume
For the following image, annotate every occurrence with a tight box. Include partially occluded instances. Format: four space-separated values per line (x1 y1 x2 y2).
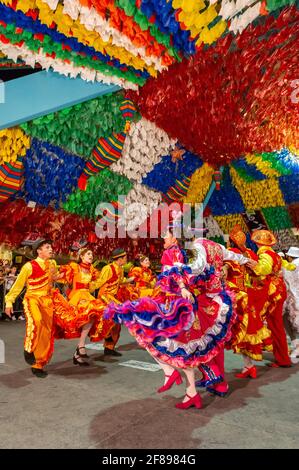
224 225 272 378
251 230 293 368
97 248 133 356
5 239 58 378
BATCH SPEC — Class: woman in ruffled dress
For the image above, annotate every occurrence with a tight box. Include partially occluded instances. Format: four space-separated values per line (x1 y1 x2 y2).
128 254 156 298
54 248 113 366
224 226 272 378
105 222 252 409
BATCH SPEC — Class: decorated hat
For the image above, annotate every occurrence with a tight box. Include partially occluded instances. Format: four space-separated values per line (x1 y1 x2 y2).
32 238 52 256
33 238 52 251
251 230 277 246
111 248 127 260
70 238 87 252
230 224 246 247
286 247 299 258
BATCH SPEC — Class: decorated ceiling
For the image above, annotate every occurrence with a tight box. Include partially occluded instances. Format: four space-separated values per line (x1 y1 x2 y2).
0 0 298 257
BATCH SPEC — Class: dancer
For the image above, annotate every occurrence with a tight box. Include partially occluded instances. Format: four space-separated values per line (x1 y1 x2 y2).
224 226 272 378
97 248 133 356
105 221 253 409
282 247 299 362
251 230 293 368
54 248 114 366
128 254 156 297
5 239 57 378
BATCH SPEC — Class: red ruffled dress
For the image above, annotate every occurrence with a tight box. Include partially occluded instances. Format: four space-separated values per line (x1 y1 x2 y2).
53 262 114 341
226 248 272 360
105 241 236 370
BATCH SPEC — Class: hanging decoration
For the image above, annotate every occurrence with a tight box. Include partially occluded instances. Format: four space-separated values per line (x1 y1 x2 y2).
0 127 30 165
183 163 214 204
215 213 248 234
131 6 299 162
142 150 202 194
119 183 162 232
162 175 191 203
20 93 126 158
213 168 222 190
111 118 177 182
77 98 138 190
230 167 285 211
209 167 245 215
23 138 85 208
0 155 24 202
279 174 299 204
63 169 133 219
262 206 293 231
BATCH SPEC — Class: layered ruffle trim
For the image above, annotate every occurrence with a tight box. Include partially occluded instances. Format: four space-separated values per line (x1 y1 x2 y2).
53 289 113 341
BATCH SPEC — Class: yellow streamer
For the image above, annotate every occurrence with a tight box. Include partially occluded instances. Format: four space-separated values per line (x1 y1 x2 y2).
214 214 247 234
245 154 280 178
230 167 285 211
183 163 213 204
172 0 227 43
0 127 30 165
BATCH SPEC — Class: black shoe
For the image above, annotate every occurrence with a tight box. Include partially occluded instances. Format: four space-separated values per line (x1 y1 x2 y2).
73 355 90 367
76 346 89 359
24 350 36 366
31 368 48 378
104 348 122 357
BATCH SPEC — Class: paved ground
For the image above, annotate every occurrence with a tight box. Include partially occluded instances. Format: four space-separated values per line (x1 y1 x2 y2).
0 321 298 449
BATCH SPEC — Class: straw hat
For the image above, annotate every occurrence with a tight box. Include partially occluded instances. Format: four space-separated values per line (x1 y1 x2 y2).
230 225 246 247
251 230 276 246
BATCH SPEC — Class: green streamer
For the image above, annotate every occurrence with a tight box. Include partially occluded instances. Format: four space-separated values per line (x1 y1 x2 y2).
260 152 292 176
63 169 133 219
262 206 292 230
21 93 126 158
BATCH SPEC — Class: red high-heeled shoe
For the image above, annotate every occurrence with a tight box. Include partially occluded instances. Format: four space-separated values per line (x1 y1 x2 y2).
157 370 183 393
235 366 257 379
175 393 202 410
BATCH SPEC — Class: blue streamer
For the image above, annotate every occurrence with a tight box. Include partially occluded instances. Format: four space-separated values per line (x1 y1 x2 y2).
142 150 203 193
232 158 266 181
140 0 196 55
279 173 299 204
209 167 245 215
23 138 85 208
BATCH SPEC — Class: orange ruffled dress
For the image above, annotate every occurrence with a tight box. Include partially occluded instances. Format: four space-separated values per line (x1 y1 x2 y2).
128 266 156 297
53 262 114 342
226 248 272 360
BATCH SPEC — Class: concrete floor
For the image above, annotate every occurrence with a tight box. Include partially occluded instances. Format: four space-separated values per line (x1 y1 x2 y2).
0 321 298 449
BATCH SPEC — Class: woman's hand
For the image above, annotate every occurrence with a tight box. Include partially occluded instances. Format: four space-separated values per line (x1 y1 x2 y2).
246 259 258 270
181 287 194 303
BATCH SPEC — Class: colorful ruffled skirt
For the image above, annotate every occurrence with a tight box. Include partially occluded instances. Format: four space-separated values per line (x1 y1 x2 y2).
53 289 114 342
227 285 272 360
104 289 236 369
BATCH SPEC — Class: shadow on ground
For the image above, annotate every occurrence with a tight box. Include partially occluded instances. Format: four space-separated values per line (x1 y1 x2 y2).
89 363 298 449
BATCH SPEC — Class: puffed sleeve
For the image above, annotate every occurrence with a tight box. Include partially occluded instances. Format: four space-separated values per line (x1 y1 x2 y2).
5 262 32 308
59 262 77 284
